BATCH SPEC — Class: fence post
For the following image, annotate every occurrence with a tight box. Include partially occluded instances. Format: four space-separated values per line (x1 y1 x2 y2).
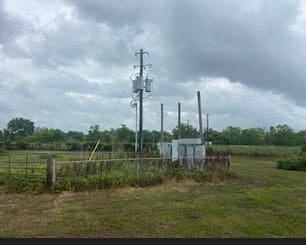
8 155 11 173
228 155 232 169
52 158 56 184
25 154 28 177
46 153 53 187
136 156 139 179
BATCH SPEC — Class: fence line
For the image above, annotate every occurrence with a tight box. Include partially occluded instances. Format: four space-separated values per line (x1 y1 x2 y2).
0 152 231 186
0 152 48 182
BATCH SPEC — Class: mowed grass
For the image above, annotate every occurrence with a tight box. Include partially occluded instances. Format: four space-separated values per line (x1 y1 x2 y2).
1 154 306 238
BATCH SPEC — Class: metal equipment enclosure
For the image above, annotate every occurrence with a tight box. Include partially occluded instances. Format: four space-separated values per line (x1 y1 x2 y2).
158 138 206 170
177 138 206 170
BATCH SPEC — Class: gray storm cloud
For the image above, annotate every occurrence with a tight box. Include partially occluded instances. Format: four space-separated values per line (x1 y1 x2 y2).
1 0 306 132
66 0 306 105
0 2 23 44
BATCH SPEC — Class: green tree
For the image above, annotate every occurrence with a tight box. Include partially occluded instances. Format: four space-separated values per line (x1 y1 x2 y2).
6 117 34 138
87 124 102 142
151 130 161 145
204 128 223 144
269 124 295 146
67 131 85 141
240 128 265 145
101 130 113 144
296 130 306 146
172 123 198 139
163 131 173 142
222 126 241 145
31 127 67 143
114 124 134 144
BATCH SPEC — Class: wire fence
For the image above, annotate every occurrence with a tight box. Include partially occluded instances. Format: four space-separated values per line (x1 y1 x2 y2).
55 157 172 181
0 152 231 186
0 152 47 182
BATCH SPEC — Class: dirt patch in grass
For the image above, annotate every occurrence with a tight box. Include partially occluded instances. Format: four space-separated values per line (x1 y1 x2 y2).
240 177 266 186
101 179 199 198
158 179 199 193
53 191 75 208
70 173 241 197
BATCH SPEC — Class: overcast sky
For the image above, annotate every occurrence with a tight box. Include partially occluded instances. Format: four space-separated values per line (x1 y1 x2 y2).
1 0 306 133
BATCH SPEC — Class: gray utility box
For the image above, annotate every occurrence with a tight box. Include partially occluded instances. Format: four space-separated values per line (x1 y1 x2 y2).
158 138 206 170
177 138 206 170
132 76 143 92
157 142 172 158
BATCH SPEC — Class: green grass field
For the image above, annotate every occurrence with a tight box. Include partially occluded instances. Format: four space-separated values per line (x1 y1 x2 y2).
0 152 306 238
210 144 301 157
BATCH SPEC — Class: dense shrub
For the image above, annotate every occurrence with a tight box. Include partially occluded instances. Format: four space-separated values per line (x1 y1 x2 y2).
277 155 306 171
301 145 306 153
0 148 8 156
66 142 82 151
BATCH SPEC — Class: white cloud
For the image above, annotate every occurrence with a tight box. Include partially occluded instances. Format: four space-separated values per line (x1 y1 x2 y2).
144 77 306 132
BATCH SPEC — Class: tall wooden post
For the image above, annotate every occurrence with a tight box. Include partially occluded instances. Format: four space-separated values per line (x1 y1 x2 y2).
46 153 53 187
178 102 181 139
161 103 164 145
197 91 204 144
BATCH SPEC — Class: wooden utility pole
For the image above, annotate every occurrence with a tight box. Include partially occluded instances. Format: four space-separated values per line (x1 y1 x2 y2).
138 49 144 152
178 102 181 139
206 113 209 142
197 91 204 144
161 103 164 145
134 49 151 153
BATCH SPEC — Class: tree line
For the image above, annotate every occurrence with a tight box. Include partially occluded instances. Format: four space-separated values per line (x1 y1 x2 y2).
0 117 305 151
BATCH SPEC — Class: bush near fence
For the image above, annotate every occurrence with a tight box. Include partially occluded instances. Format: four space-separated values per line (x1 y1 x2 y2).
277 154 306 171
